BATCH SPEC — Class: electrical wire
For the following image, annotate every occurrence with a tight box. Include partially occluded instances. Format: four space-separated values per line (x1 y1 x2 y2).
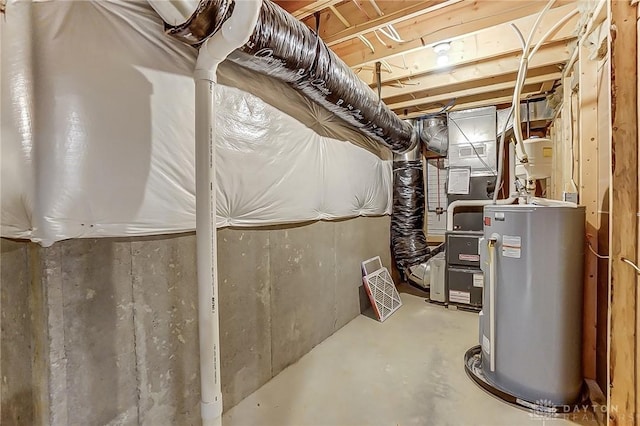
378 25 406 43
373 30 392 47
415 98 456 119
378 27 400 42
510 23 526 50
358 35 375 53
621 258 640 274
587 241 609 259
388 25 403 41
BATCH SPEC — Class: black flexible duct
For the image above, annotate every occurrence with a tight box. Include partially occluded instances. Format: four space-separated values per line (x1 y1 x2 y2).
161 0 440 273
391 159 431 271
163 0 415 153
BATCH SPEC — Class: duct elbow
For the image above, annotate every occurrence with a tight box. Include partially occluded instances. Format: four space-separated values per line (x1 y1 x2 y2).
221 0 263 45
195 0 262 78
419 116 448 156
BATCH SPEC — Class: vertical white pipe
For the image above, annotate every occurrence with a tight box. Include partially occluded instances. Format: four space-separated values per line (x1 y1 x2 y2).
195 75 223 426
191 2 262 425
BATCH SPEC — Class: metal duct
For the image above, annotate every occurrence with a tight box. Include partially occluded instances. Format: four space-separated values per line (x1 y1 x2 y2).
420 115 448 156
160 0 415 153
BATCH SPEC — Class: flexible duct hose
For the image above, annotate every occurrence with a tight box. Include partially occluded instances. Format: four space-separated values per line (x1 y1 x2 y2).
162 0 416 153
391 158 431 270
157 0 437 274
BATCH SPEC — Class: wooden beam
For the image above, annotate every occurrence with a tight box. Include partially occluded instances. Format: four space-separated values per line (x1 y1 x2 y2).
609 0 638 425
335 2 577 68
277 0 342 19
354 5 578 84
578 40 599 382
395 83 545 118
540 80 556 93
385 63 561 104
561 76 577 197
332 0 572 60
386 71 561 110
596 52 611 396
320 0 462 46
378 43 570 99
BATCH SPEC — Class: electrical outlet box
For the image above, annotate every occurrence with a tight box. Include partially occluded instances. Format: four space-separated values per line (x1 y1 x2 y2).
563 192 578 204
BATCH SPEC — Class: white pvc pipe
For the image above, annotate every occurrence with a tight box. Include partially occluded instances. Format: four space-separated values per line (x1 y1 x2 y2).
192 2 262 425
527 9 579 61
148 0 199 26
511 0 556 164
195 76 222 426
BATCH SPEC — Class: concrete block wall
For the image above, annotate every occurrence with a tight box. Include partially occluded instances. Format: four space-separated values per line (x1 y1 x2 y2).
1 216 391 425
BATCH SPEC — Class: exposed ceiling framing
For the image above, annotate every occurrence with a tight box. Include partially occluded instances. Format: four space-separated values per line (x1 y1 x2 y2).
274 0 580 118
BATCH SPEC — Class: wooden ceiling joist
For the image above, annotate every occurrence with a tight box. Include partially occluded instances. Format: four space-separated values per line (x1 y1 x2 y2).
387 70 561 110
338 2 578 69
279 0 343 19
396 83 547 119
276 0 580 124
354 5 578 85
379 41 571 99
317 0 462 47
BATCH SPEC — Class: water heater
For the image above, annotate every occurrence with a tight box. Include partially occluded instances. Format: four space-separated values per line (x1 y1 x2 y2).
468 204 585 407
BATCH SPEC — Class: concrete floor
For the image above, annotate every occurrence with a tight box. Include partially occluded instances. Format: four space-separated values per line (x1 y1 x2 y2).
223 292 600 426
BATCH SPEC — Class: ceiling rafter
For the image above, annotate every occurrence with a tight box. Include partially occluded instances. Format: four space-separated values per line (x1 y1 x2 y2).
379 42 571 100
276 0 579 122
319 0 462 46
396 83 547 118
354 5 578 84
336 2 577 68
387 71 561 110
278 0 344 19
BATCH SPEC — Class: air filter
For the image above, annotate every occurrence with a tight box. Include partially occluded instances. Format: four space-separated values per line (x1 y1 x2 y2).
361 256 402 322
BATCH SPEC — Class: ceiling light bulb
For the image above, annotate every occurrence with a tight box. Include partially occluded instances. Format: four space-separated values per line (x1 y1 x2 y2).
433 42 451 54
437 55 449 66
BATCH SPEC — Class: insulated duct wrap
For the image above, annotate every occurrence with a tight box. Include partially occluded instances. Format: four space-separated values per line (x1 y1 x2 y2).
391 159 431 271
163 0 415 153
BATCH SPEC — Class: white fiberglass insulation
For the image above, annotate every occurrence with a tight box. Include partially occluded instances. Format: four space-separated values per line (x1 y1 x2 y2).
1 1 392 246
